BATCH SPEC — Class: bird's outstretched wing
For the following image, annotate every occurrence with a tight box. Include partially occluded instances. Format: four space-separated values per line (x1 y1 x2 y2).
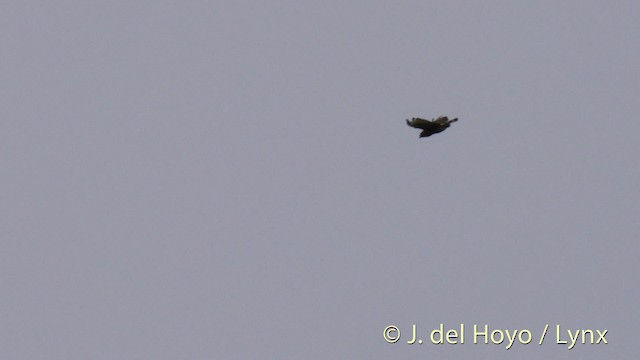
406 117 440 131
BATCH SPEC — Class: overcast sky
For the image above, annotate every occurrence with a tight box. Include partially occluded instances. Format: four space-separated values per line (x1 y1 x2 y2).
2 1 639 359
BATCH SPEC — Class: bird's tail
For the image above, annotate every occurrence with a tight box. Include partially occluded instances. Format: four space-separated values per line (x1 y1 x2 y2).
450 118 459 123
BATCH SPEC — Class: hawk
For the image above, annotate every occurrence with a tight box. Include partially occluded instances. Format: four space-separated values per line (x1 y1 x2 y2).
406 116 458 138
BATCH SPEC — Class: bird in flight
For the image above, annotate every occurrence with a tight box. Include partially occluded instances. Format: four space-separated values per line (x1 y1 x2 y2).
406 116 458 138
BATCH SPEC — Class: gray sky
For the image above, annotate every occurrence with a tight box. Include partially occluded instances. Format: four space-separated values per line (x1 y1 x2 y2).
2 1 638 359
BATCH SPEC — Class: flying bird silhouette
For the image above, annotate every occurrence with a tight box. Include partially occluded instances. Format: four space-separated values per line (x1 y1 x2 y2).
406 116 458 138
